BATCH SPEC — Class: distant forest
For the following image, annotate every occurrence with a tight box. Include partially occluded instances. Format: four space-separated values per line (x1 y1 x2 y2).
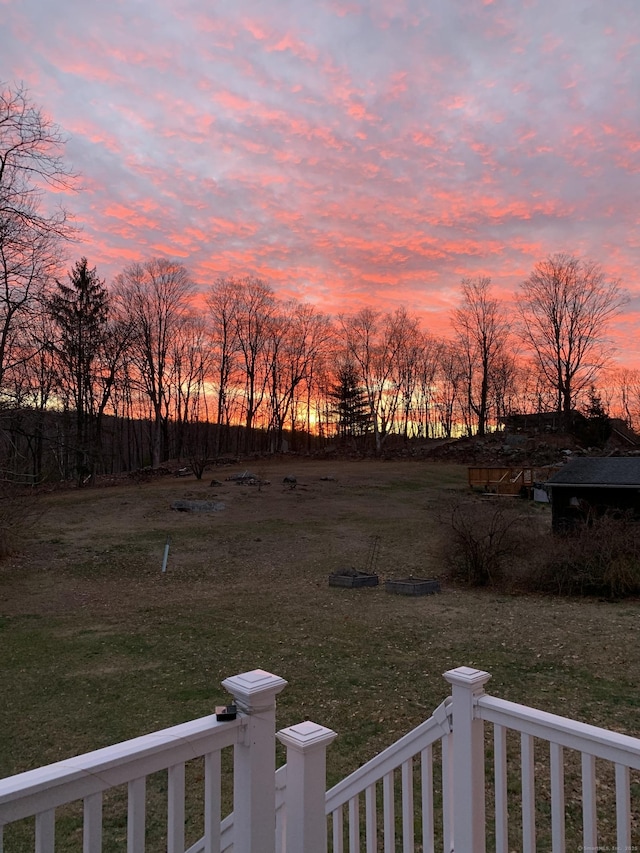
2 83 639 484
2 257 639 485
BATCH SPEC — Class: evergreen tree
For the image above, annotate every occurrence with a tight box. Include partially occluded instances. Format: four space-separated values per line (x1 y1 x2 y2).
329 364 371 442
576 386 611 448
49 258 109 479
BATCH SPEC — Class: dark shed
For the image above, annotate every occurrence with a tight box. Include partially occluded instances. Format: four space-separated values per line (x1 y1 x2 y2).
546 457 640 533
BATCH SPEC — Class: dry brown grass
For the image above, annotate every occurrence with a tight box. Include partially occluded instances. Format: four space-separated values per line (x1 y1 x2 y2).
1 458 640 848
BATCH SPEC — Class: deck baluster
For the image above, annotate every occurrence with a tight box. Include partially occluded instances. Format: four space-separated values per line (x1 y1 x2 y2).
521 733 535 853
83 792 103 853
420 745 434 853
581 752 597 848
401 758 414 853
35 809 55 853
382 771 394 853
364 783 376 853
331 803 344 853
493 724 508 853
615 762 630 849
203 751 221 853
441 730 453 853
167 762 185 853
549 742 565 853
348 795 359 853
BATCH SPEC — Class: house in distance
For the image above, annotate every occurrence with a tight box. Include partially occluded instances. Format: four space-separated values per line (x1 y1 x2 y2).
545 457 640 533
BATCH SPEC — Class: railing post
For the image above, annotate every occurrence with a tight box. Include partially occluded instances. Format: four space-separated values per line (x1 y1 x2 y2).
222 669 288 853
276 721 338 853
443 666 492 853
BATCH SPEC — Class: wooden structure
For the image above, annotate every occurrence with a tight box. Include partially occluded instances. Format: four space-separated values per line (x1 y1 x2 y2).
546 456 640 533
2 666 640 852
609 418 640 447
468 465 559 497
498 410 583 434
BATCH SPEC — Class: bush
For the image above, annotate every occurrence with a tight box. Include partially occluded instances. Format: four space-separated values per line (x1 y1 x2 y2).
441 497 531 587
535 512 640 598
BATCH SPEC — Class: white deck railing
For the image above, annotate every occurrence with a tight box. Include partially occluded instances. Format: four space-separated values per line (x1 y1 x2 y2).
324 697 453 852
0 669 290 853
327 667 640 852
2 665 640 852
477 691 640 853
0 712 241 853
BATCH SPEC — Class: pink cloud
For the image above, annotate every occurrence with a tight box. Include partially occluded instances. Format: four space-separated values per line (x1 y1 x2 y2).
269 32 319 63
3 0 638 366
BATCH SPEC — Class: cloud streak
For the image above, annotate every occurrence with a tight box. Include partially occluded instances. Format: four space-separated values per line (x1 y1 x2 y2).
2 0 639 361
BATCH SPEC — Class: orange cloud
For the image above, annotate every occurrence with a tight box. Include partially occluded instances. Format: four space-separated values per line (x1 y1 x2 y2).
5 0 638 366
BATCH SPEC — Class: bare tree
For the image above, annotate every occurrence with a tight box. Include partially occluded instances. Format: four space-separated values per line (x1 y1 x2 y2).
515 363 559 418
113 258 195 467
0 83 76 391
411 334 443 439
232 277 276 452
340 308 405 454
434 343 464 438
170 315 212 462
605 367 640 432
452 277 511 436
205 277 242 456
0 306 58 482
490 349 520 427
518 254 626 431
288 305 334 449
264 301 333 452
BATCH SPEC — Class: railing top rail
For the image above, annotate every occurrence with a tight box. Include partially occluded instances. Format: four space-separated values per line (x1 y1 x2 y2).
478 695 640 768
325 698 451 813
0 713 242 824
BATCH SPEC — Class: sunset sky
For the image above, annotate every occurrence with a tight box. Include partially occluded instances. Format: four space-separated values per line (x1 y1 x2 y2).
3 0 640 364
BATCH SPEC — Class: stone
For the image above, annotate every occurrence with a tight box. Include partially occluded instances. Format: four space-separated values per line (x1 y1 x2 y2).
171 500 225 512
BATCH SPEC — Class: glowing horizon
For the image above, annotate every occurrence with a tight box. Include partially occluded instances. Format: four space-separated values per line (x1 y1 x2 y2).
2 0 639 365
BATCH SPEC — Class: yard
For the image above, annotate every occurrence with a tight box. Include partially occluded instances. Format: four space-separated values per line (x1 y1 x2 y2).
2 458 640 848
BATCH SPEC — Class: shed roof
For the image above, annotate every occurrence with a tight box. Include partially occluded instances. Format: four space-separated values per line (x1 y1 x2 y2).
546 457 640 487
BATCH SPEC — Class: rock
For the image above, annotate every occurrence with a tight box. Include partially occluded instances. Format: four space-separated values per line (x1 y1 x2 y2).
171 500 225 513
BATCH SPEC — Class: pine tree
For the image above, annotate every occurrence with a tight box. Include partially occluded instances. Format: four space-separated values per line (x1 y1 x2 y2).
49 258 109 479
329 364 371 442
577 386 611 448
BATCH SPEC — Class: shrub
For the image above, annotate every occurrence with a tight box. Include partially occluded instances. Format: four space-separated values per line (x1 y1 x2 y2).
535 512 640 598
441 497 530 587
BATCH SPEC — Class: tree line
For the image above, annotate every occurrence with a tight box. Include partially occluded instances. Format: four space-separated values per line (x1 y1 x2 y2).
1 82 637 483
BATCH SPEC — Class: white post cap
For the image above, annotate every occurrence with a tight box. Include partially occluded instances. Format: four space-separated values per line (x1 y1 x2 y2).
443 666 492 690
221 669 288 713
277 721 338 753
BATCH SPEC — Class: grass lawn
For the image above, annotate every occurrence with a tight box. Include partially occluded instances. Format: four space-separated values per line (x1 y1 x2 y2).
1 458 640 848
